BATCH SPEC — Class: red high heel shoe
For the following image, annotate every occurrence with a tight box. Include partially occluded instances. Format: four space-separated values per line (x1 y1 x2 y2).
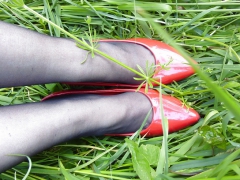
42 88 200 137
65 38 197 87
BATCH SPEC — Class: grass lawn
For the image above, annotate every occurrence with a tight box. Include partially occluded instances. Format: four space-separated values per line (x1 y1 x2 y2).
1 0 240 179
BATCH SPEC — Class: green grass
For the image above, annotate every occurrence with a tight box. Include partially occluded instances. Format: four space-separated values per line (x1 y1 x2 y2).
1 0 240 179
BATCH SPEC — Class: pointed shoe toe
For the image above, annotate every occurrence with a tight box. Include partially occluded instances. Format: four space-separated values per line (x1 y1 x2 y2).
108 88 200 137
64 38 197 87
129 38 197 85
140 91 200 137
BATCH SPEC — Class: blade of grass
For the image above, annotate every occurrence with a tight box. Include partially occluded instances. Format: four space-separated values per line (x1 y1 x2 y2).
173 6 220 34
156 80 169 176
9 154 32 180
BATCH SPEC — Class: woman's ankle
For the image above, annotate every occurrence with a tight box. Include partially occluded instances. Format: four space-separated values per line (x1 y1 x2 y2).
56 40 155 85
103 92 152 134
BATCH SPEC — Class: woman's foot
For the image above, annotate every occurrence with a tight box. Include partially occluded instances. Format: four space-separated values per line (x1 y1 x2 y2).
59 38 196 86
53 39 156 85
42 91 153 136
43 88 200 137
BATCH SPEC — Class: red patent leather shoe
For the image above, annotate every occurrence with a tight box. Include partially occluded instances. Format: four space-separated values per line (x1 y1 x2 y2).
65 38 197 87
42 88 200 137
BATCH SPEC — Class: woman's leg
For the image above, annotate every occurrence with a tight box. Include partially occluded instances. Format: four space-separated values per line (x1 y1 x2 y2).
0 20 154 173
0 92 152 173
0 21 154 88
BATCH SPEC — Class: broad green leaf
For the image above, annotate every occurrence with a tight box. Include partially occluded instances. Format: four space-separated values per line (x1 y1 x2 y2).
125 138 152 180
139 144 160 166
198 125 227 149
